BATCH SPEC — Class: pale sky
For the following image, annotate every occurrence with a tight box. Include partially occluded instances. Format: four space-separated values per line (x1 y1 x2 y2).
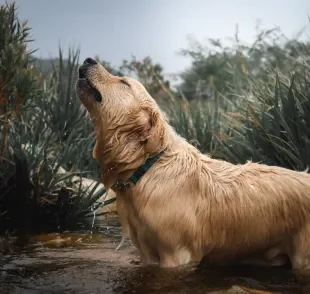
3 0 310 78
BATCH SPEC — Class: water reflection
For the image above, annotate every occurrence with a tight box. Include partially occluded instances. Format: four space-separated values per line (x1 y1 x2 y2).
1 217 310 293
113 264 307 293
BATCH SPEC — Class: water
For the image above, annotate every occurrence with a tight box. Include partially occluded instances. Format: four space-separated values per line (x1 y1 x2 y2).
1 217 310 293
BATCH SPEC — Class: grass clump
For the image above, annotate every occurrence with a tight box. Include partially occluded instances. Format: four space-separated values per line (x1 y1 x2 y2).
0 3 108 236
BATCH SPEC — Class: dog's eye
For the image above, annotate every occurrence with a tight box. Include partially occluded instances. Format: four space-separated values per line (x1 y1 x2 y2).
120 79 130 88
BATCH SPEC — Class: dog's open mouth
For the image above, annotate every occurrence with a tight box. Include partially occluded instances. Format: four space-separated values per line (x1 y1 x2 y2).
78 68 102 103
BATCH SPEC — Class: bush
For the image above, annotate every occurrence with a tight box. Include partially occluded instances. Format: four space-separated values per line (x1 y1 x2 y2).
172 23 310 171
177 25 308 101
0 3 107 234
221 63 310 171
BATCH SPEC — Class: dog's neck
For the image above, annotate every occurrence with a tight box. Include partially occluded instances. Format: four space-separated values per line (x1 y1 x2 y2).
97 149 163 190
93 121 180 190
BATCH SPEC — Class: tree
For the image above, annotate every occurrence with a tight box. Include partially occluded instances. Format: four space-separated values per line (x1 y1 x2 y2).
0 2 39 158
120 56 172 101
177 26 310 101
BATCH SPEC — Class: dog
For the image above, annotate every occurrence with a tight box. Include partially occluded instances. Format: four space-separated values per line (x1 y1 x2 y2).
76 57 310 269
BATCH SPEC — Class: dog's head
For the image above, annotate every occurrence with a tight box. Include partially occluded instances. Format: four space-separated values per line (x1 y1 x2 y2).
76 58 168 180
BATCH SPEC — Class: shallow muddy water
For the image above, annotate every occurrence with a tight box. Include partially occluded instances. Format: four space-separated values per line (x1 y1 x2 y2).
1 217 310 293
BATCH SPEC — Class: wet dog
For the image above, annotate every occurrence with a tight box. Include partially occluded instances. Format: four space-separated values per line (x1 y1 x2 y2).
76 57 310 269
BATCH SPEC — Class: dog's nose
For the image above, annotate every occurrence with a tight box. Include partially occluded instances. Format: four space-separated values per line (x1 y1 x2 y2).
79 58 98 78
83 58 97 65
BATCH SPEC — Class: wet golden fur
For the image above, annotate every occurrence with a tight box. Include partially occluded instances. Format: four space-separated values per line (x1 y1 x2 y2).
76 59 310 269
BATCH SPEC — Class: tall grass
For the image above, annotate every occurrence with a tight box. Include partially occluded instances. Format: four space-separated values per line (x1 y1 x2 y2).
168 26 310 170
0 3 108 234
221 64 310 170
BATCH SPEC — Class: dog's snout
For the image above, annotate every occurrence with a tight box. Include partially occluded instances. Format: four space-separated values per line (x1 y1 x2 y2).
79 58 97 79
83 57 97 66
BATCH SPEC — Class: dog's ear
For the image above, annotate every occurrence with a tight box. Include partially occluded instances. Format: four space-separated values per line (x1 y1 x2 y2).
136 108 156 142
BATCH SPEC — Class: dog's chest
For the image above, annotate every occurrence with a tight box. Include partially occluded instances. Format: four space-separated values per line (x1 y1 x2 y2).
116 191 141 231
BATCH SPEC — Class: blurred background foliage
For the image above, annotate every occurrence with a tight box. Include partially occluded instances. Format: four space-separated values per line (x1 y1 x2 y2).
1 2 310 235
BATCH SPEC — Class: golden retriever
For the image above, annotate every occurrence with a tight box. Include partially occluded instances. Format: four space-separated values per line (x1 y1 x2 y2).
76 57 310 269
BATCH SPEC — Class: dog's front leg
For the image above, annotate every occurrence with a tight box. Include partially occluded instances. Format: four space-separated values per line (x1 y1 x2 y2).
159 247 194 268
159 251 179 268
138 239 160 266
129 227 159 266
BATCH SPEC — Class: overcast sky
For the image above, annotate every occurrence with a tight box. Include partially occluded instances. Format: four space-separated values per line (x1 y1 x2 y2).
2 0 310 78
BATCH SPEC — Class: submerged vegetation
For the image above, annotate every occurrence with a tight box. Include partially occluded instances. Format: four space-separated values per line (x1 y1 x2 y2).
0 2 310 237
